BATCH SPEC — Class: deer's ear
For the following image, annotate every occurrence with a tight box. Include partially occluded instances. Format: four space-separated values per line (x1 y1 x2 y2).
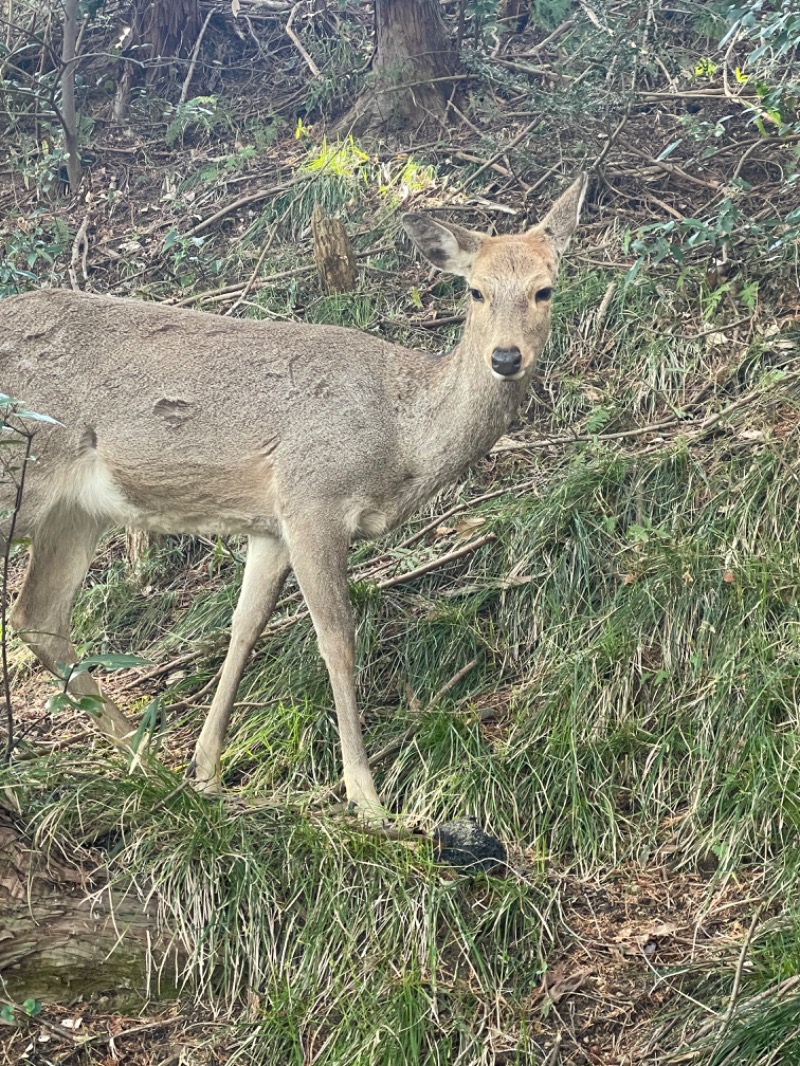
530 173 588 258
402 214 484 277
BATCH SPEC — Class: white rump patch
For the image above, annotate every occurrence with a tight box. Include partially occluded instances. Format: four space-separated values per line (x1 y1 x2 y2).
346 502 389 539
65 452 134 523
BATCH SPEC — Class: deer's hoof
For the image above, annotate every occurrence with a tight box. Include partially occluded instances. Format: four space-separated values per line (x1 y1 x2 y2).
433 818 506 872
193 778 222 796
184 759 222 795
346 797 392 828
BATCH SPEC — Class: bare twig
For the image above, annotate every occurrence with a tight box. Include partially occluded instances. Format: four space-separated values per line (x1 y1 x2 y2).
542 1033 562 1066
0 1001 79 1044
165 668 222 712
286 2 320 79
630 147 723 191
490 417 686 452
179 7 215 104
173 247 388 308
451 150 516 183
454 119 538 194
223 225 281 316
170 264 317 306
183 177 305 238
223 181 309 315
524 160 563 201
1 421 34 765
76 1015 187 1047
395 479 541 553
68 203 92 290
377 532 495 590
713 898 773 1052
593 99 632 170
493 366 800 454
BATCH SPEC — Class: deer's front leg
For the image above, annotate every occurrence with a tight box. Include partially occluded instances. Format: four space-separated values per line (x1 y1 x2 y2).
285 517 385 821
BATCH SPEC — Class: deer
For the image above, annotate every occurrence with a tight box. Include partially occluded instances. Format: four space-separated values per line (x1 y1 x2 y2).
0 174 586 821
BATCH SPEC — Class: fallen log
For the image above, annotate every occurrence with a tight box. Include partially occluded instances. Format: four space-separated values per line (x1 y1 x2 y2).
0 804 180 1005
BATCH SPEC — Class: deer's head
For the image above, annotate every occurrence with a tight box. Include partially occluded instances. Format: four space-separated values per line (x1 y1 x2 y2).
402 174 587 381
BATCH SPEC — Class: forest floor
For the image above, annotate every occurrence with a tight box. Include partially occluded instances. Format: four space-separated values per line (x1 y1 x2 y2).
2 2 800 1064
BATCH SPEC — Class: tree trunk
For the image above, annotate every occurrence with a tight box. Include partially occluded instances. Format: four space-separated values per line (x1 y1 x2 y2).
0 806 179 1004
60 0 81 194
138 0 201 72
347 0 456 136
114 0 202 121
311 206 357 293
125 529 164 578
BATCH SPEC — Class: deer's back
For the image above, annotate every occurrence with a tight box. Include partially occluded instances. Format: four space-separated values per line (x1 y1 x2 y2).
0 290 433 537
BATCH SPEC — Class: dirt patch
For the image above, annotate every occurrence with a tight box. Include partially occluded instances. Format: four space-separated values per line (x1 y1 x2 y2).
525 865 757 1064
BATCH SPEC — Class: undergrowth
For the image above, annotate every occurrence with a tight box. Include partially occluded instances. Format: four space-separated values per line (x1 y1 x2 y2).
5 258 800 1062
2 1 800 1062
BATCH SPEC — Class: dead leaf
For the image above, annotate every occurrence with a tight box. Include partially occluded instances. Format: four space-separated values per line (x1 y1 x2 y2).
705 331 728 349
615 920 678 955
454 516 486 538
639 921 677 944
543 963 594 1003
495 574 536 588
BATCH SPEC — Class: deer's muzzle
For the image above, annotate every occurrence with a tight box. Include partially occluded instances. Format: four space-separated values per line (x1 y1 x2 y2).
491 347 522 377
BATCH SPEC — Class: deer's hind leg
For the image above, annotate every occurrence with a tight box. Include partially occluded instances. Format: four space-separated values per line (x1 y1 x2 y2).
10 506 136 745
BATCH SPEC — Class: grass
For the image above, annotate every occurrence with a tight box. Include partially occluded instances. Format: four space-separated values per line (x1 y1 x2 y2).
16 756 556 1063
4 252 800 1061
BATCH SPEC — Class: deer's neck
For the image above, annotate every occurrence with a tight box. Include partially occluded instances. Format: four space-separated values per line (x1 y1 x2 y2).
397 336 527 493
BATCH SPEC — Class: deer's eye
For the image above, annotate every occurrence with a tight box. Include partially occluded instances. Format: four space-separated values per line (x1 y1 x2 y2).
469 288 484 302
535 287 553 303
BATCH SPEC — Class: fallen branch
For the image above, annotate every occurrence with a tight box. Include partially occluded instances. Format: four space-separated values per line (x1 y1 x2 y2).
285 2 320 79
0 806 183 1002
172 246 389 308
454 119 537 194
179 7 215 104
492 367 800 454
376 532 495 590
183 177 304 238
68 204 92 290
713 900 769 1052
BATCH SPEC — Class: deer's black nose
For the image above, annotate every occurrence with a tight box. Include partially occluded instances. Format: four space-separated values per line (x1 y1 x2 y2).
491 347 522 377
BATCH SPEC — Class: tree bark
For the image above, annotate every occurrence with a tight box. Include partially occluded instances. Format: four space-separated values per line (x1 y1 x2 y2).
347 0 456 136
0 806 179 1004
60 0 81 194
311 206 357 293
125 529 164 578
114 0 202 122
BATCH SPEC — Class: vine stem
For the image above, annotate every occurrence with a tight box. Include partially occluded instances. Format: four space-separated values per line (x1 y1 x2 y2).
2 418 34 765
